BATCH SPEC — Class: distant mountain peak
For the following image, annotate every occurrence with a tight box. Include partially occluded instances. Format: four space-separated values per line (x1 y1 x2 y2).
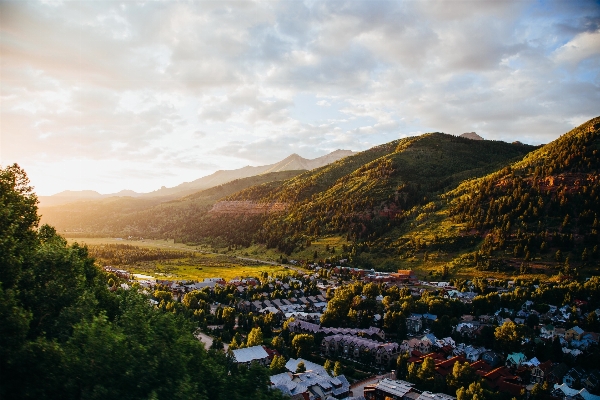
460 132 484 140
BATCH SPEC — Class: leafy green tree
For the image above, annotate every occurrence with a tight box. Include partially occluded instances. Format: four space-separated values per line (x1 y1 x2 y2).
333 361 342 377
418 357 436 390
291 334 314 358
247 327 264 347
457 382 485 400
447 361 478 391
324 359 333 375
295 361 306 373
271 336 285 352
270 355 286 374
396 352 410 380
0 164 39 289
494 321 525 352
0 165 288 400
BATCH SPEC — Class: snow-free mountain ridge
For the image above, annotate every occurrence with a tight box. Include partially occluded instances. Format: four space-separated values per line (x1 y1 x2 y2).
39 150 354 206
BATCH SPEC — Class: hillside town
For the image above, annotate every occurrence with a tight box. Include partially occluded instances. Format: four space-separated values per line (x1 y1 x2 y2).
104 264 600 400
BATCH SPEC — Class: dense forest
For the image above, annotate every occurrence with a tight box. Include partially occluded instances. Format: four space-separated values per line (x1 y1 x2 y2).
0 164 284 400
382 116 600 276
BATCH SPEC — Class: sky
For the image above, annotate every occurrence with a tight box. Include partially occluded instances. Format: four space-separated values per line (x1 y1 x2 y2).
1 0 599 196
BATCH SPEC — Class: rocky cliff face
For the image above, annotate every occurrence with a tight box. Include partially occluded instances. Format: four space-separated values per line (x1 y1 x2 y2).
460 132 484 140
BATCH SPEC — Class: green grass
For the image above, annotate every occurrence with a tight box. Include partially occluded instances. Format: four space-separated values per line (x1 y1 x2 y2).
68 237 293 281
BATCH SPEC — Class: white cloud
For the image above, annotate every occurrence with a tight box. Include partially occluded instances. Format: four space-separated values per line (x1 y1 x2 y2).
0 0 599 195
553 29 600 65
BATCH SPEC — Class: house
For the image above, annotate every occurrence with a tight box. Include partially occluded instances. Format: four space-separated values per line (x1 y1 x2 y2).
481 351 502 368
434 356 468 378
564 367 586 388
541 324 556 338
506 353 527 369
271 365 350 399
522 301 534 311
391 270 418 284
231 345 270 366
548 364 571 385
401 338 432 354
480 366 525 397
364 378 417 400
565 326 585 341
531 360 554 384
285 358 328 376
406 316 423 334
552 383 600 400
417 392 456 400
454 345 487 362
322 335 399 366
583 370 600 393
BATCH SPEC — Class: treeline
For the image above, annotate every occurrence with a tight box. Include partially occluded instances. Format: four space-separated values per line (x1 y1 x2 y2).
89 243 192 265
0 164 284 400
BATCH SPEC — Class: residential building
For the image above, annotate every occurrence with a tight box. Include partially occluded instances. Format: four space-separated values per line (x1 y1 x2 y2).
566 326 585 342
231 345 270 366
364 378 416 400
506 353 527 369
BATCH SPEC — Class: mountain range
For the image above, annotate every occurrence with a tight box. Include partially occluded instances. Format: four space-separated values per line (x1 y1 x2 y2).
40 117 600 279
38 150 354 207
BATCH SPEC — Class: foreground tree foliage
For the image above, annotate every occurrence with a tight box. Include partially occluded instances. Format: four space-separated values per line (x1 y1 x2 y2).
0 164 284 400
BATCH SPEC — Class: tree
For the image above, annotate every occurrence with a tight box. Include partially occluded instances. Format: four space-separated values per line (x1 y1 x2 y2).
396 352 409 380
221 306 236 330
270 355 287 374
324 359 333 375
530 382 550 400
291 334 314 358
407 362 419 382
0 165 286 400
247 327 264 347
447 362 478 391
0 164 39 289
494 321 525 352
271 336 285 352
456 382 485 400
296 361 306 373
333 361 342 377
418 357 436 390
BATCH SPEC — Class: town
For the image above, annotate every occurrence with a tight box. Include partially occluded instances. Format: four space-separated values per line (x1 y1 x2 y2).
104 264 600 400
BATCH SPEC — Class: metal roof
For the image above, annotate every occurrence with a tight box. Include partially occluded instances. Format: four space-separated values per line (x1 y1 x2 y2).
232 345 269 363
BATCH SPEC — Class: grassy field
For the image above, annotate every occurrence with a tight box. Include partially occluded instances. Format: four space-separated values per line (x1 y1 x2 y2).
67 237 293 281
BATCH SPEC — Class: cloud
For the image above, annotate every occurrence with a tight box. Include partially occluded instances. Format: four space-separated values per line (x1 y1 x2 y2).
1 0 599 195
553 29 600 66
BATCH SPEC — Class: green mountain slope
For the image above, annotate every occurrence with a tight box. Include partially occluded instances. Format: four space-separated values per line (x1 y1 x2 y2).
40 170 304 239
388 116 600 278
216 133 536 254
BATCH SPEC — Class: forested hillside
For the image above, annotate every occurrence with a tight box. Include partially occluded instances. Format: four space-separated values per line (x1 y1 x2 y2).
226 133 535 254
387 116 600 278
0 165 283 400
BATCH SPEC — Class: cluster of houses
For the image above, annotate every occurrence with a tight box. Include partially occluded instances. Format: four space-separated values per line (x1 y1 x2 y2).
393 322 600 400
238 294 329 322
286 319 401 368
103 266 133 280
230 345 356 399
321 335 400 367
270 358 354 400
